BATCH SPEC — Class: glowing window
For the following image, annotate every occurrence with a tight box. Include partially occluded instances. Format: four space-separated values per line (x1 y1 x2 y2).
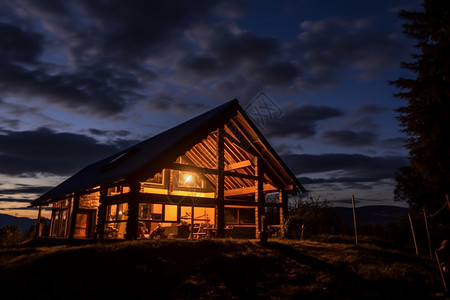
139 203 162 221
164 205 178 221
177 171 203 188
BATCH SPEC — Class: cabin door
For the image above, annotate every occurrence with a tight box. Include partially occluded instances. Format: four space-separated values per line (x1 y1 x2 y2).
74 209 97 238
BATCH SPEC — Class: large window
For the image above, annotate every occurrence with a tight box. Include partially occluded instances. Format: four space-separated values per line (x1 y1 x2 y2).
50 199 71 237
104 203 128 239
225 208 255 225
164 205 178 221
180 206 215 224
107 185 130 196
139 203 163 221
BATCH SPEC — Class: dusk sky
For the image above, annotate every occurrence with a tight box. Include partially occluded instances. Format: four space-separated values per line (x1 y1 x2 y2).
0 0 421 219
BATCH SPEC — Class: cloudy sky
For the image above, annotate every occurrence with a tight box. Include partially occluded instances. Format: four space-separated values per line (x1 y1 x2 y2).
0 0 420 218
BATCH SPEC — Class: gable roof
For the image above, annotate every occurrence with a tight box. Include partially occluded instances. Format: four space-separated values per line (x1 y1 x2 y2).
31 99 305 206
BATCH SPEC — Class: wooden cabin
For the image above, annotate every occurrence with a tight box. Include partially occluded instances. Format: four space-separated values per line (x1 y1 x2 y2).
31 99 305 241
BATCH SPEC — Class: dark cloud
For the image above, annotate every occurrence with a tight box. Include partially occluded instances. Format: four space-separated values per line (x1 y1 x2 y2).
0 127 137 176
322 130 379 147
254 61 301 87
0 22 43 63
88 129 131 138
147 90 208 114
0 184 54 196
283 153 409 183
354 104 387 114
380 137 406 149
0 1 410 118
178 55 220 78
263 103 344 139
0 62 143 116
289 17 409 87
0 0 236 116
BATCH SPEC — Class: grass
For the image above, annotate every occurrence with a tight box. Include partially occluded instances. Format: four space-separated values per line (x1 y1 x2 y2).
0 238 446 299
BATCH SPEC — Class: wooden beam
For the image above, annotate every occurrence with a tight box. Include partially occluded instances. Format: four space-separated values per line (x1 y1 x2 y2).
225 160 252 171
279 190 288 237
216 125 225 237
125 181 140 240
224 183 277 197
168 162 258 180
231 116 287 188
96 187 108 239
68 193 80 241
255 156 267 242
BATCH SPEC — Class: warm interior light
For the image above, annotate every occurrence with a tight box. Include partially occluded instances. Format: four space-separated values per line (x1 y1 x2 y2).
183 174 193 183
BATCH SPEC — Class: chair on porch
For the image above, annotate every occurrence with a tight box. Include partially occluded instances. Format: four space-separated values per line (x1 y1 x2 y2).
224 226 233 239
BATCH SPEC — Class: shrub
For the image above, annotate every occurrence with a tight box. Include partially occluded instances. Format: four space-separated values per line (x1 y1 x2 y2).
285 193 350 239
0 225 23 248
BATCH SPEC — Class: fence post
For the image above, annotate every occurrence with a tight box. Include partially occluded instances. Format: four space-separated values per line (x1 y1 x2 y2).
435 250 448 293
446 194 450 213
423 207 433 259
301 223 304 241
408 212 419 255
352 195 359 247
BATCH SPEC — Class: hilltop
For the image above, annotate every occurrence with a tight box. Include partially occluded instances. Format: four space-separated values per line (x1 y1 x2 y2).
0 238 445 299
334 205 408 228
0 213 36 232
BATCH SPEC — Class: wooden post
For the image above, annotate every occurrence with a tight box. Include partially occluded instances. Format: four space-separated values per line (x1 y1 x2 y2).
435 250 448 293
216 126 225 237
301 223 304 241
189 205 195 239
125 181 141 240
68 194 80 241
408 212 419 256
34 206 42 241
423 207 433 259
96 187 108 239
279 190 288 237
352 195 359 247
255 156 266 242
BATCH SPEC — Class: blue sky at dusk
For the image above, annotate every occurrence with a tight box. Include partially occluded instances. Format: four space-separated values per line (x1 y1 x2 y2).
0 0 421 218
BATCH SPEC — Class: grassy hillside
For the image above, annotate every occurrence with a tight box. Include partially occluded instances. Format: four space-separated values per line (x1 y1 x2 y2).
0 238 445 299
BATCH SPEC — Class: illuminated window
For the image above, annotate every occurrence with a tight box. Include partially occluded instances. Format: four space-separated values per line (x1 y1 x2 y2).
180 206 215 225
107 185 130 196
177 171 204 188
164 205 178 221
139 203 163 221
104 203 128 239
50 199 71 237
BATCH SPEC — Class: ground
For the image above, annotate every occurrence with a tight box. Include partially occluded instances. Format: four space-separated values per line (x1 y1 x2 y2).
0 238 446 299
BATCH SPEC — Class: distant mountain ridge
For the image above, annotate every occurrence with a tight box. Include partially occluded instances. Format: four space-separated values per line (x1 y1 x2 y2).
0 214 36 232
334 205 408 228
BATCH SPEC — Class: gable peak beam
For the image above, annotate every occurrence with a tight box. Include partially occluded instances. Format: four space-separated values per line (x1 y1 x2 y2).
229 118 286 189
225 160 252 171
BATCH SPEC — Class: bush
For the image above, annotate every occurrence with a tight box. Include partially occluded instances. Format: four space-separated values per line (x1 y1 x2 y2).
285 194 350 239
0 225 23 248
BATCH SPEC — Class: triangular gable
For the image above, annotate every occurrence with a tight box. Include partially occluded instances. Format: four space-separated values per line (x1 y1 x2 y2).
31 99 304 206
